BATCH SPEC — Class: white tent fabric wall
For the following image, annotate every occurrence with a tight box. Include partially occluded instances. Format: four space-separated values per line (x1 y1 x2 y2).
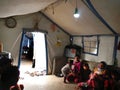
0 0 120 35
117 37 120 67
0 0 58 18
0 12 70 74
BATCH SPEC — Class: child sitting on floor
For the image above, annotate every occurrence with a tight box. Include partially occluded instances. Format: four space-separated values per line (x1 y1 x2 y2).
81 63 91 82
61 60 73 83
67 55 82 83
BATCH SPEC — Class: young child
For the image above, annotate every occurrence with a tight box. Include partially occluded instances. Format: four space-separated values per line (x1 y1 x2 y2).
76 61 108 90
76 63 92 89
104 70 119 90
61 60 73 83
67 55 82 83
76 71 98 90
81 63 91 82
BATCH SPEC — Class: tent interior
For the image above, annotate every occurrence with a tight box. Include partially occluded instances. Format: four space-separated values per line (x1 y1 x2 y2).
0 0 120 90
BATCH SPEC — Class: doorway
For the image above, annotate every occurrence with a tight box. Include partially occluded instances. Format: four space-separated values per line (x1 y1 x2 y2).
18 29 48 77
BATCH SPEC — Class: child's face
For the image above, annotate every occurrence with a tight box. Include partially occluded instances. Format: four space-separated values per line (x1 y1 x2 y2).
83 66 88 70
98 63 104 69
74 57 77 61
74 56 79 62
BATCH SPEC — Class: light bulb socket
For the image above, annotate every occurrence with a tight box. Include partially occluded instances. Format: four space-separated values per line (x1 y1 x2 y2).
74 7 78 14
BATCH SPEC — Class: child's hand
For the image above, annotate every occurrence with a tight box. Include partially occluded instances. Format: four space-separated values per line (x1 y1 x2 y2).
89 72 97 79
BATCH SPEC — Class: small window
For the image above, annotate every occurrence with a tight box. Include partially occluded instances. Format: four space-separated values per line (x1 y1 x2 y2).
82 36 99 55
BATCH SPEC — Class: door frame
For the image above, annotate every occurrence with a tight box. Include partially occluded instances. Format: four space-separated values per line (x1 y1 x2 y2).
18 28 48 74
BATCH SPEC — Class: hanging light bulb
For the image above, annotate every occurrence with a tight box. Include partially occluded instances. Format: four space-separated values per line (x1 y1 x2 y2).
73 0 80 18
74 7 80 18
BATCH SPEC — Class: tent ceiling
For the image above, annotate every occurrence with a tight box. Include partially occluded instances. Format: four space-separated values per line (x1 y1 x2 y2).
0 0 57 18
0 0 120 36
